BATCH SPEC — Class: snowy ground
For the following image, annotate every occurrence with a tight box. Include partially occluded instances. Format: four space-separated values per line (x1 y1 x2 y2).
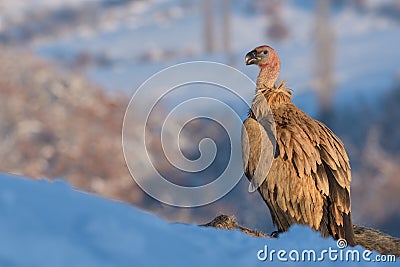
0 173 397 267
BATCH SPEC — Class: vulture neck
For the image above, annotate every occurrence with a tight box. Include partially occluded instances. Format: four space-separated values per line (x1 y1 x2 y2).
253 62 291 108
256 62 280 89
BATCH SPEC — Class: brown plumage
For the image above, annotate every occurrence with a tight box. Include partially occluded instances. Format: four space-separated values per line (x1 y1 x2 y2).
241 45 355 246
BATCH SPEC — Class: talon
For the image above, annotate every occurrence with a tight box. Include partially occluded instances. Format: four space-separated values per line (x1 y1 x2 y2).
271 230 281 238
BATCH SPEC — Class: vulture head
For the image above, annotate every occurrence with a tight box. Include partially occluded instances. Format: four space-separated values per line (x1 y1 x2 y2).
245 45 281 87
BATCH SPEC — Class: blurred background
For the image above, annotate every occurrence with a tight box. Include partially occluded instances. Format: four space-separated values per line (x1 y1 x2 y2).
0 0 399 236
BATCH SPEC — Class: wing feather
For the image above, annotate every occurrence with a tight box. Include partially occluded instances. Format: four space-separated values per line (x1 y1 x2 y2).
243 95 354 244
241 117 275 192
258 103 353 238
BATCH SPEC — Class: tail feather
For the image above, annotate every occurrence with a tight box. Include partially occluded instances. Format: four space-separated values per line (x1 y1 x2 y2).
342 212 356 246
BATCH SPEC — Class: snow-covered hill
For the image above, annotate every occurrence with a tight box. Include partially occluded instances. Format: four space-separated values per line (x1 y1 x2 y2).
0 173 396 266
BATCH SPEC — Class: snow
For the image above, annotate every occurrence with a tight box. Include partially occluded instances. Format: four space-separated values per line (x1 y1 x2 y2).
0 173 396 266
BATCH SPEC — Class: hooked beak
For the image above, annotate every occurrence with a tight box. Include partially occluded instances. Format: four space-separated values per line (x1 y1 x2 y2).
245 49 259 65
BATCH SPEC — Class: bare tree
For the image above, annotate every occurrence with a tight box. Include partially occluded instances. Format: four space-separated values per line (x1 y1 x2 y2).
314 0 335 124
222 0 234 64
203 0 215 53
